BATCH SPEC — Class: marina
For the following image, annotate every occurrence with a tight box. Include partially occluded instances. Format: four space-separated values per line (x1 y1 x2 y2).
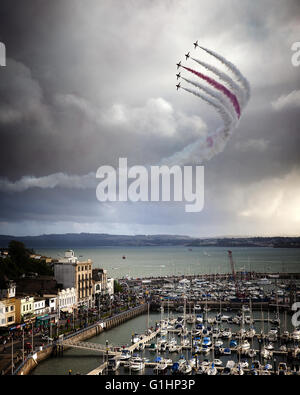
31 268 300 376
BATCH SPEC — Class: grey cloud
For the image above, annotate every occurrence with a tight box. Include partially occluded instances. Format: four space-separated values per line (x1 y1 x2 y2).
0 0 299 236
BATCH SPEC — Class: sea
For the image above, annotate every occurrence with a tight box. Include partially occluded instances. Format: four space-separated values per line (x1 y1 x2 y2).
30 246 300 375
36 246 300 279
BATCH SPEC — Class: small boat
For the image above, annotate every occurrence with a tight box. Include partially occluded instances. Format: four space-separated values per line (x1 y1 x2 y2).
221 315 230 322
207 363 218 375
131 333 140 344
202 336 212 347
280 345 287 352
181 362 192 375
186 314 196 324
130 356 145 372
264 363 272 371
213 359 223 367
292 328 300 341
169 344 181 353
215 339 224 347
171 356 186 375
257 278 271 285
265 342 274 351
246 328 256 339
223 360 235 375
153 357 168 373
107 356 120 372
120 349 131 360
247 349 257 358
223 347 232 355
261 348 273 359
222 328 232 339
239 359 249 369
212 328 220 338
229 339 237 348
240 340 251 351
189 357 198 369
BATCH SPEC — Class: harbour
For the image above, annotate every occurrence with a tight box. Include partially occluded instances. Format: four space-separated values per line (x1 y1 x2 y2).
29 267 300 376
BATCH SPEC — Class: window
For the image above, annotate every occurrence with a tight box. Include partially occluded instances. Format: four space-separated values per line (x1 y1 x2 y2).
10 306 14 311
7 316 13 322
5 307 8 312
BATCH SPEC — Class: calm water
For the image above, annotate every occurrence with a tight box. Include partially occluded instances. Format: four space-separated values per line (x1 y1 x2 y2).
37 246 300 279
32 311 296 375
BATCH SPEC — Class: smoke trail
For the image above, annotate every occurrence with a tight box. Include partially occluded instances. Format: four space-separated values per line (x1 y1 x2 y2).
190 57 246 109
161 86 237 166
182 86 233 129
199 46 251 103
181 76 238 122
182 66 241 118
182 86 237 138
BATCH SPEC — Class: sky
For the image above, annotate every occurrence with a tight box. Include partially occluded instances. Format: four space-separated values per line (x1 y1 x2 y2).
0 0 299 237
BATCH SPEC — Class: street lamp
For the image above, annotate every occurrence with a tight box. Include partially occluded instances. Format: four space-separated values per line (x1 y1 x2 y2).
11 332 14 375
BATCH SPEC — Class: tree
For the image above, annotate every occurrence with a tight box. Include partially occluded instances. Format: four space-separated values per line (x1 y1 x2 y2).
114 280 123 294
8 240 29 265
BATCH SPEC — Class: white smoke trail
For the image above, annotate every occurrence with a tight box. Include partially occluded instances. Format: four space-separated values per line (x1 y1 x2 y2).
182 86 237 139
161 86 237 166
191 57 246 109
0 172 97 192
181 76 238 122
199 46 251 104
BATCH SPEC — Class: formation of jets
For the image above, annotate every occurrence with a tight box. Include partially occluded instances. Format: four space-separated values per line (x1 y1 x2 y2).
176 40 198 90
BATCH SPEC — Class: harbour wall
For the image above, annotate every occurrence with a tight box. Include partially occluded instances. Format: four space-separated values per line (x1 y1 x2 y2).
15 303 148 375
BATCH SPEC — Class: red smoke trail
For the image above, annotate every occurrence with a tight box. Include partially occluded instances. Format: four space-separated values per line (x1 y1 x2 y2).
182 66 241 118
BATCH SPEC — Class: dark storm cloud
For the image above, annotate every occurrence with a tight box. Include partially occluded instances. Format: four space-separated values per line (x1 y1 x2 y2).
0 0 299 236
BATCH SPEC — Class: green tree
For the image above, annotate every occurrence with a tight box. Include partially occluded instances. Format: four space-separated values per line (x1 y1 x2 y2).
114 280 123 293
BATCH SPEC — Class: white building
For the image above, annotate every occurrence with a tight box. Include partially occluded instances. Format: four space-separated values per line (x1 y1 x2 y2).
0 302 5 326
0 280 16 299
33 299 47 316
43 294 58 313
54 250 93 307
58 288 77 315
107 278 114 296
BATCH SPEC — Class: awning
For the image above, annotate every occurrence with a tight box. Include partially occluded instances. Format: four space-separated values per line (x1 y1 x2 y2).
36 314 49 320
